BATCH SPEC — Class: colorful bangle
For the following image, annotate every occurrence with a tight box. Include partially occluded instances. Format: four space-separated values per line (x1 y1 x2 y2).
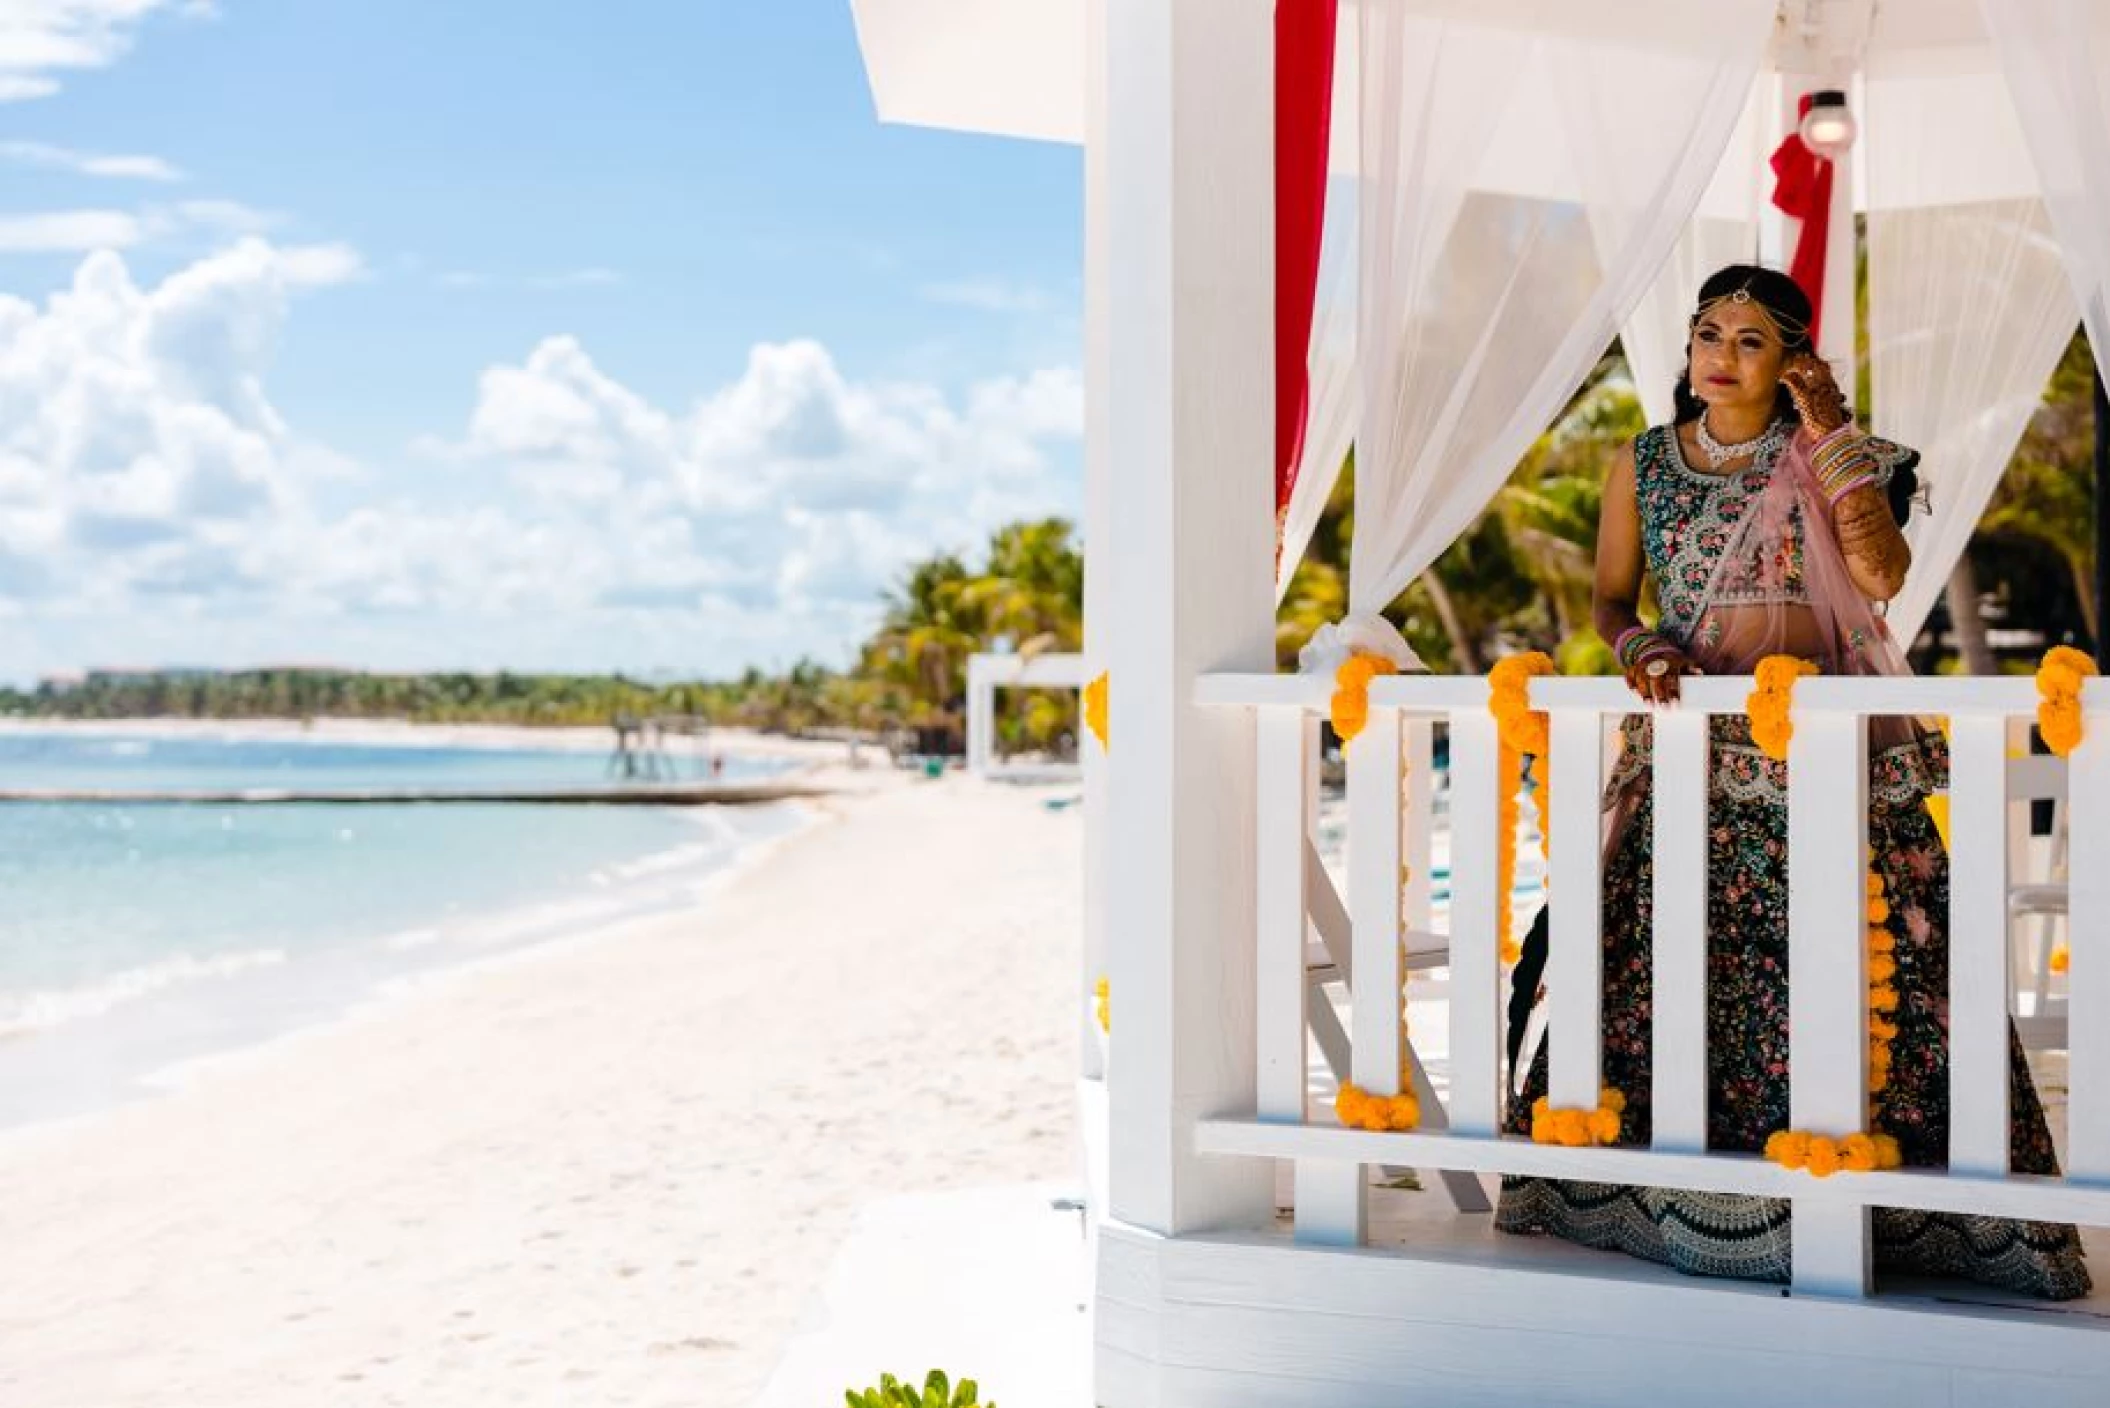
1616 628 1678 672
1811 426 1880 505
1612 625 1648 665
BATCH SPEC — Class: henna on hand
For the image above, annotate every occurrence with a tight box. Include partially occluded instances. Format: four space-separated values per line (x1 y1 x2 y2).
1781 354 1849 435
1834 484 1910 598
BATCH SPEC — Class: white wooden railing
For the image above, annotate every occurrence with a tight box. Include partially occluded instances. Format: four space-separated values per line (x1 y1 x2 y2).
1198 671 2109 1298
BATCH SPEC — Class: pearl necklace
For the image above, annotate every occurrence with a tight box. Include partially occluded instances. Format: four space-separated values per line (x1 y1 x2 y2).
1694 414 1784 470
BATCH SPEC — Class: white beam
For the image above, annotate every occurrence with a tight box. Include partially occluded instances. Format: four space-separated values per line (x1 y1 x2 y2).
1101 0 1275 1238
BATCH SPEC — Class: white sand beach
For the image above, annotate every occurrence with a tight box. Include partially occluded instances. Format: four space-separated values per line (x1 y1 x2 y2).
0 761 1082 1406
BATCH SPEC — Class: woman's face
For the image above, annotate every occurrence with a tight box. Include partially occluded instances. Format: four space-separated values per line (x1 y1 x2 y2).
1688 300 1788 414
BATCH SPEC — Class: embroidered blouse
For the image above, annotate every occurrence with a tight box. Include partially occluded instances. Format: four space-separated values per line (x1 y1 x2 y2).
1634 422 1809 650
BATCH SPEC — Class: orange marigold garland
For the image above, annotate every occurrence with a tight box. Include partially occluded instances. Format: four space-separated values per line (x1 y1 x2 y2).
1083 671 1110 751
1530 1088 1626 1147
1331 654 1398 744
2036 645 2095 759
1335 1076 1422 1132
1764 1129 1903 1179
1866 868 1899 1096
1489 653 1555 965
1748 654 1818 762
2032 648 2092 988
1335 944 1420 1131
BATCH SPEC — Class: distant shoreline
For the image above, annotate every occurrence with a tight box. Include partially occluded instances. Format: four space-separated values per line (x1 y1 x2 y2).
0 715 853 765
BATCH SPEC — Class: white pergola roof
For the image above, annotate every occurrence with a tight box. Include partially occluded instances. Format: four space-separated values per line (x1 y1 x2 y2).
849 0 2042 209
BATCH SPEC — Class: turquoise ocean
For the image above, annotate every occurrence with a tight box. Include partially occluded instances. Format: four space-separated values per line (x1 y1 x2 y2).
0 727 802 1129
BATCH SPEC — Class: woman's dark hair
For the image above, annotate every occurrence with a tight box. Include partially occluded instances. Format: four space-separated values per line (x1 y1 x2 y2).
1671 264 1816 427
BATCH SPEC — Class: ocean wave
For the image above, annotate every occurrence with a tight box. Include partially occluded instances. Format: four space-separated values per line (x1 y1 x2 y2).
0 949 289 1039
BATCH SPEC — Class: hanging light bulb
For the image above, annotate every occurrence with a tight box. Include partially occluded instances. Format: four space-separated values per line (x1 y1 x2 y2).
1800 89 1856 159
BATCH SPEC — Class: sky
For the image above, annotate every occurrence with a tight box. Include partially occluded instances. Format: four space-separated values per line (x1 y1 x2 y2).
0 1 1085 684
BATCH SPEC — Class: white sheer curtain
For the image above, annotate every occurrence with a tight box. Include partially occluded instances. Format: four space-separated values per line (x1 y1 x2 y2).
1869 196 2075 646
1982 0 2110 373
1866 51 2082 648
1864 47 2081 647
1347 0 1776 625
1617 80 1769 428
1276 174 1358 603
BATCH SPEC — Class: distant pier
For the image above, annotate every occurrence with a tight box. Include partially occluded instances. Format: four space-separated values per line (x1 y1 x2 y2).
0 781 821 807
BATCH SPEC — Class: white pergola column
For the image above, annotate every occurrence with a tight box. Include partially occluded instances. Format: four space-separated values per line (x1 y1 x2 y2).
1080 0 1112 1084
1101 0 1276 1238
965 655 996 775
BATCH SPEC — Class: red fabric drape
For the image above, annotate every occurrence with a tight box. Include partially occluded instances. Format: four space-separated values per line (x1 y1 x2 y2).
1275 0 1339 521
1769 94 1832 348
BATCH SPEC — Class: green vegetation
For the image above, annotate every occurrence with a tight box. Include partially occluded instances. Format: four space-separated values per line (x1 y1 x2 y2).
845 1369 990 1408
10 338 2099 749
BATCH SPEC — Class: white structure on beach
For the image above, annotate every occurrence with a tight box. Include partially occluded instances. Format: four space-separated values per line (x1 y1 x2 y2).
854 2 2110 1403
965 651 1090 777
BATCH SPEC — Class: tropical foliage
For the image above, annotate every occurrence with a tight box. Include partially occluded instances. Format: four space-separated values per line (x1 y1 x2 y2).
845 1370 990 1408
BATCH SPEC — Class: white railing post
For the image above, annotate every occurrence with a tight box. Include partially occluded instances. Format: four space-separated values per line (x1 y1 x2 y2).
2068 685 2110 1180
1330 706 1403 1243
1651 709 1711 1153
1402 718 1437 933
1788 711 1872 1296
1948 715 2011 1177
1547 710 1606 1112
1256 710 1310 1130
1447 706 1504 1136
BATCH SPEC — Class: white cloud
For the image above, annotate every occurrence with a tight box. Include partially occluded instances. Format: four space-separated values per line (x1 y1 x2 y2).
161 198 282 235
0 1 209 102
0 208 145 252
0 139 183 181
0 244 1083 678
0 201 296 255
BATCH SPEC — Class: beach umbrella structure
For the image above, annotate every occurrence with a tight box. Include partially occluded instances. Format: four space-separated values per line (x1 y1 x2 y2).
853 3 2110 1403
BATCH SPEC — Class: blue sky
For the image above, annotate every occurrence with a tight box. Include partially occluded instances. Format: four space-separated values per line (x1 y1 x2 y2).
0 2 1084 682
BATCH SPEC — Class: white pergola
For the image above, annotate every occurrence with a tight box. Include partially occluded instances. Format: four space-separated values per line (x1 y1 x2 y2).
964 650 1091 776
854 3 2110 1404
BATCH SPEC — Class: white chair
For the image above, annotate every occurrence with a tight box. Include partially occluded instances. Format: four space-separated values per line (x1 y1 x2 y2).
2004 745 2069 1051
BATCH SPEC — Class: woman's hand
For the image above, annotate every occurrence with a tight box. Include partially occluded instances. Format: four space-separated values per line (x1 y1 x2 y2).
1624 643 1703 708
1780 353 1849 435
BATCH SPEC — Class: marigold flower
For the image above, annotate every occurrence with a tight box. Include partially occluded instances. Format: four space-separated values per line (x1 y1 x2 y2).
2050 946 2071 975
1806 1138 1843 1178
2037 647 2096 759
1872 1133 1903 1168
1083 672 1110 750
1330 654 1396 743
1841 1133 1879 1172
1765 1130 1810 1168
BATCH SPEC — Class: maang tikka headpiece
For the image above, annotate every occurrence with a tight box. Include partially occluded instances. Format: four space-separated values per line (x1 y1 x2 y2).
1691 282 1811 346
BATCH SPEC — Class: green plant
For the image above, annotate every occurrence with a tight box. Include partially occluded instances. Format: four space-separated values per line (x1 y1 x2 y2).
844 1369 991 1408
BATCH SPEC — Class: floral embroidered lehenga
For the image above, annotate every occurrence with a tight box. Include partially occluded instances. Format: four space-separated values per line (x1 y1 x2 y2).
1493 421 2092 1300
